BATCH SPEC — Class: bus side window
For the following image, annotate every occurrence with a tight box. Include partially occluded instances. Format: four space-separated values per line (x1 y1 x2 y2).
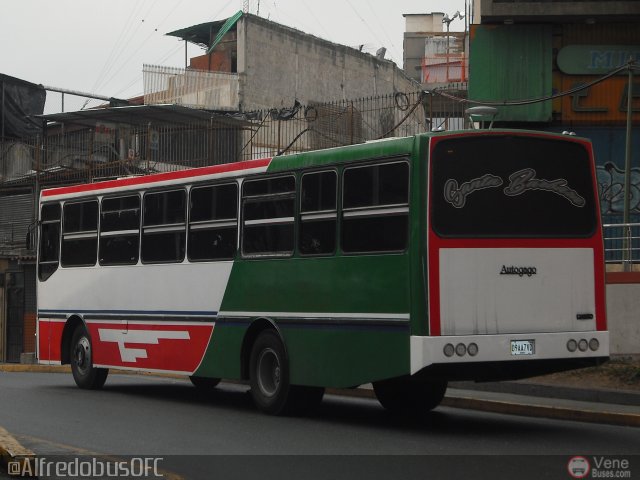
141 190 186 264
39 203 61 281
61 200 99 267
342 161 409 253
299 170 337 255
189 183 238 261
100 195 141 265
242 176 295 256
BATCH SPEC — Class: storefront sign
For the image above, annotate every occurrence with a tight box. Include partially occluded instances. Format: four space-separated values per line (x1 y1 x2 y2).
557 45 640 75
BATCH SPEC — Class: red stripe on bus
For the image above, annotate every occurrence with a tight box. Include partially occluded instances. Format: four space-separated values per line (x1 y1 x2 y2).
42 157 272 198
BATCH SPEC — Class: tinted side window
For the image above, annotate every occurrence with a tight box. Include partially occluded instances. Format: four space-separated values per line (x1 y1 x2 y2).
99 195 140 265
242 176 295 256
142 190 186 263
299 171 337 255
61 200 98 267
39 203 61 281
342 161 409 253
189 183 238 261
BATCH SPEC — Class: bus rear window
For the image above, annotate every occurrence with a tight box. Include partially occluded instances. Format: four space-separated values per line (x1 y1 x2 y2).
431 135 597 238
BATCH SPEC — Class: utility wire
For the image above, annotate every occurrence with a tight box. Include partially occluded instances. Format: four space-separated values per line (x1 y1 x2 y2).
433 63 631 106
92 0 150 94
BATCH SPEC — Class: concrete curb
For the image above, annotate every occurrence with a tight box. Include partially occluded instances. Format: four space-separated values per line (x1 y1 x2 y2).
2 364 639 428
0 426 36 475
440 394 640 428
326 387 640 428
450 380 640 407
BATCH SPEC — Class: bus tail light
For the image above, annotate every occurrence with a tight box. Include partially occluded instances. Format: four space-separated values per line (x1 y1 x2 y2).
443 343 455 357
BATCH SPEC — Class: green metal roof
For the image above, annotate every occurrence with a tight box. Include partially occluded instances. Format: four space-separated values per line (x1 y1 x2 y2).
166 11 243 52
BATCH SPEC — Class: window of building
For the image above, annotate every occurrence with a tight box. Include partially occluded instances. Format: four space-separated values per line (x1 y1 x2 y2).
242 176 295 256
342 161 409 253
189 183 238 261
39 203 61 281
99 195 140 265
299 170 337 255
61 200 99 267
141 190 186 263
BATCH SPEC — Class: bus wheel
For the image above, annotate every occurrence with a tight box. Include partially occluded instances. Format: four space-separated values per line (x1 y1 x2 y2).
70 326 108 390
373 376 447 415
189 376 221 389
249 330 292 415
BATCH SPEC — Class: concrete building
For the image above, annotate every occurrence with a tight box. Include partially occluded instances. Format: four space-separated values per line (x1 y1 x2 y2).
146 12 419 112
402 13 467 85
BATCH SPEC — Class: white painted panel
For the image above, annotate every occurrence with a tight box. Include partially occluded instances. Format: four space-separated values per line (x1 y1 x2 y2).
38 262 234 314
439 248 596 335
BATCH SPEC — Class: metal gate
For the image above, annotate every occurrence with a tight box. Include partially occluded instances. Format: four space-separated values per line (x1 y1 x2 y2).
5 271 24 363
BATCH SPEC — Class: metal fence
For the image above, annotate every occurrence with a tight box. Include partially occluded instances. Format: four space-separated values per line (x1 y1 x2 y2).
1 88 469 185
603 222 640 271
0 87 471 255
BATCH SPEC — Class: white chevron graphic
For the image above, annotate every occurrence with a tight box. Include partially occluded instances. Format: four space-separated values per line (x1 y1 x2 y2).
99 329 190 363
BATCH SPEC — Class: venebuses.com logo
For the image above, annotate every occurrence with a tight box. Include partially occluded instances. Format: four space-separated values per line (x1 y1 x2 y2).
568 456 632 479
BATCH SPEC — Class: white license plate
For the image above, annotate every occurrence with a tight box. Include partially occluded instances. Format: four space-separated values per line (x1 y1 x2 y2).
511 339 535 356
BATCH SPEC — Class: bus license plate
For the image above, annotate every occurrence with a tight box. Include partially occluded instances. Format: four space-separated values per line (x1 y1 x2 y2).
511 340 535 356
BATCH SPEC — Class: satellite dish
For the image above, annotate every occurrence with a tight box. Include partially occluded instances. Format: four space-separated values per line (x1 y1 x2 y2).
376 47 387 60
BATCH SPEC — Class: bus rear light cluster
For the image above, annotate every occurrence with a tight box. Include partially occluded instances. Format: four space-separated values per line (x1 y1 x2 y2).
443 342 479 358
566 338 600 353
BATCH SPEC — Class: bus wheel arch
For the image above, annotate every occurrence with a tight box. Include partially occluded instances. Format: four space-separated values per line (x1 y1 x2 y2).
242 319 325 415
60 315 86 365
67 319 109 390
240 317 285 381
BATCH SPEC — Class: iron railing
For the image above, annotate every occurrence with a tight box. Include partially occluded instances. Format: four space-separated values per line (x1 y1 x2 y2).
603 222 640 270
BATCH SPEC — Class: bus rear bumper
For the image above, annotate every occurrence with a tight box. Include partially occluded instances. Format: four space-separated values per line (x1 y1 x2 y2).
410 331 609 380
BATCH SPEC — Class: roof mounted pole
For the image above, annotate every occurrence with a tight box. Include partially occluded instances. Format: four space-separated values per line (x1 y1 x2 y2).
465 106 498 129
622 58 635 271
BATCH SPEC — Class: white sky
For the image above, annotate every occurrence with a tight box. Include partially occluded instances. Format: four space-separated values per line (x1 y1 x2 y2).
0 0 467 114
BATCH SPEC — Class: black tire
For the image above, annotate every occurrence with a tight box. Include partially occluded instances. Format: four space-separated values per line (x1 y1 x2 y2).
70 326 108 390
373 376 447 415
189 376 221 389
249 329 292 415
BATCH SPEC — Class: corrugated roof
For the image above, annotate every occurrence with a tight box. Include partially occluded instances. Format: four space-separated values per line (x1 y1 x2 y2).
39 104 253 128
166 11 242 50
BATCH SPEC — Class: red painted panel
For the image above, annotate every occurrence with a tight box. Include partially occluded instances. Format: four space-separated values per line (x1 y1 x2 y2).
88 322 214 374
42 158 271 199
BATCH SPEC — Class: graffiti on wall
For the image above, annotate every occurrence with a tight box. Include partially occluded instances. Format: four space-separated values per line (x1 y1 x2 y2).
596 162 640 214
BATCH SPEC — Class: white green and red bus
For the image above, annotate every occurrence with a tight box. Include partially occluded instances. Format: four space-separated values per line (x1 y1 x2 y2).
37 129 609 415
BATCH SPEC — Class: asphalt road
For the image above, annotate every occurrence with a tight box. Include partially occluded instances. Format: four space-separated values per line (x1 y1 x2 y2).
1 371 639 479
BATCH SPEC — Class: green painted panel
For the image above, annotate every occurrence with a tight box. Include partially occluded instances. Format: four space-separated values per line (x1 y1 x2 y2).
193 324 245 379
268 136 416 172
282 327 409 388
220 255 410 314
469 25 552 122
